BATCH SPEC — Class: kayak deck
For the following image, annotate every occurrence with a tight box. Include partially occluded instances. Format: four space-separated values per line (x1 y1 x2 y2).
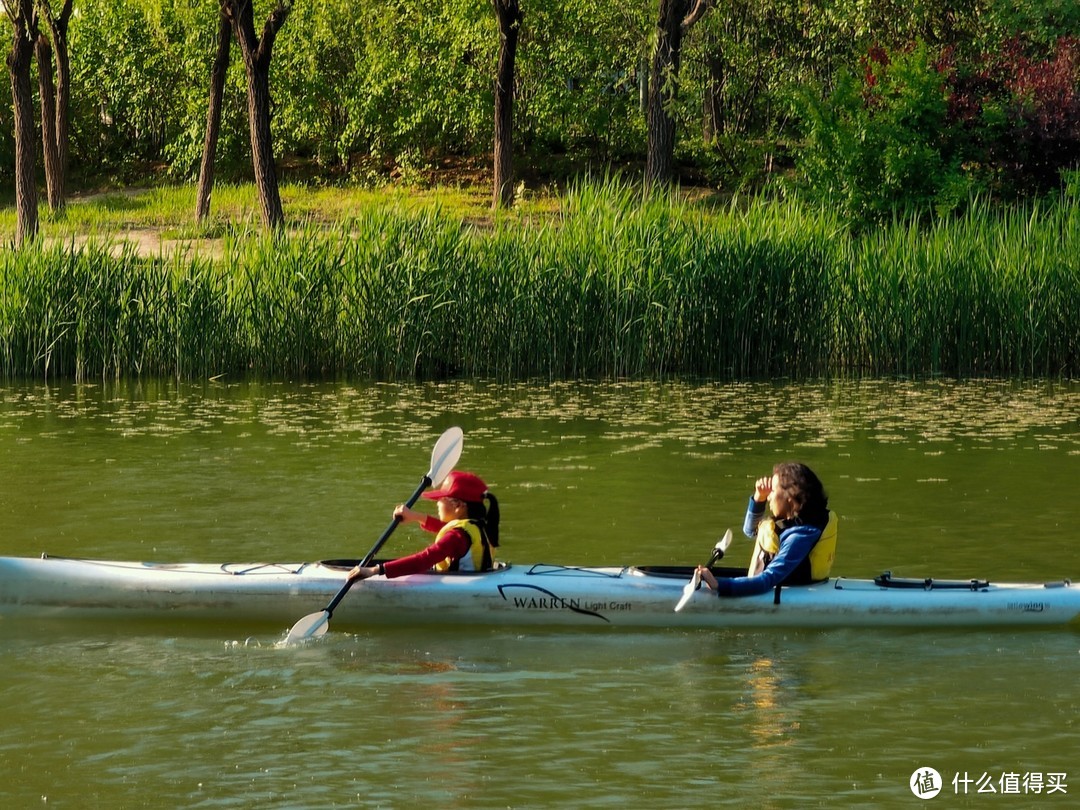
0 555 1077 631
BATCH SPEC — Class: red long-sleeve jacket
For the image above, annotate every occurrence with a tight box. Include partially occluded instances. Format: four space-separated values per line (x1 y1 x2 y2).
381 515 471 578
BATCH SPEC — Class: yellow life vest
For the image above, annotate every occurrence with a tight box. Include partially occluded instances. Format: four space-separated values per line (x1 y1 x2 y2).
811 512 838 580
748 518 779 577
749 511 838 581
433 518 493 573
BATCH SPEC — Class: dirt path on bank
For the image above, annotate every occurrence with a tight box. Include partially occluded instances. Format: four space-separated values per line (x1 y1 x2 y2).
46 187 229 261
52 229 229 261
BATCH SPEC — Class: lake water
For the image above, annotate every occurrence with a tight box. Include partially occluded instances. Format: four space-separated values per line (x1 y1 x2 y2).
2 379 1078 807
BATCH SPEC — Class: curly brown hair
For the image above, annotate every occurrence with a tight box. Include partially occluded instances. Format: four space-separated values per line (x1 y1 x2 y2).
773 462 829 528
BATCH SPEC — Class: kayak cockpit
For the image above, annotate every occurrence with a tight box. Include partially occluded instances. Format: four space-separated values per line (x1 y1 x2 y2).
631 565 747 579
318 559 513 574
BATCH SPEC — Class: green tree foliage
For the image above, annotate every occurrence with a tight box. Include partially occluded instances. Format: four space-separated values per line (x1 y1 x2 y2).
273 0 494 169
792 34 1080 225
980 0 1080 53
678 0 819 187
515 1 649 161
792 42 967 225
3 0 1076 214
163 1 250 179
68 0 193 171
0 57 16 181
267 0 650 172
51 0 655 182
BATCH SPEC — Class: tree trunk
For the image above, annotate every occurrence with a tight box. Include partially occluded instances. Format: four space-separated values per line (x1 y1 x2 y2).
196 9 232 223
36 0 73 213
35 37 60 210
492 0 522 210
645 0 688 187
223 0 290 230
245 59 283 229
645 0 710 187
53 4 72 203
8 0 39 245
702 44 723 145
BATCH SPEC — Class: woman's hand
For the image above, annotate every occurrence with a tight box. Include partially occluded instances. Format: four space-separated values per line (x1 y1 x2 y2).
753 476 773 503
696 565 719 592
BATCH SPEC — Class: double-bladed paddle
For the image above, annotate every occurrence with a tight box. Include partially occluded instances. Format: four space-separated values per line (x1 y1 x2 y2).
674 528 733 612
284 426 464 644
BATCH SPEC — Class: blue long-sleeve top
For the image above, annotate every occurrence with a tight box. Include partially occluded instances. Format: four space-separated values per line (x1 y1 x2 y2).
713 497 824 597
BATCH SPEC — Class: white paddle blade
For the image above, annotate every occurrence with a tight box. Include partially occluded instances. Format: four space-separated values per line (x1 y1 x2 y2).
674 569 701 613
718 528 733 553
284 610 330 644
428 427 464 486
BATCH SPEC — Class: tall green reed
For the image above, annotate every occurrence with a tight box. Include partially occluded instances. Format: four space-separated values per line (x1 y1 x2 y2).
843 198 1080 377
0 182 1076 381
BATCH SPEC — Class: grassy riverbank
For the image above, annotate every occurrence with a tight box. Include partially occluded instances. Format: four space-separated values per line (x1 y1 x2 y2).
1 181 1077 381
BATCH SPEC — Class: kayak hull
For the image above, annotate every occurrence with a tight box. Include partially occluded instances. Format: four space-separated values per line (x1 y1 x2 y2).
1 555 1078 630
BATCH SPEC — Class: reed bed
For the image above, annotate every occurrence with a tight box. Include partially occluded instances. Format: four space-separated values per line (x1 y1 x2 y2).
838 199 1080 377
0 183 1077 381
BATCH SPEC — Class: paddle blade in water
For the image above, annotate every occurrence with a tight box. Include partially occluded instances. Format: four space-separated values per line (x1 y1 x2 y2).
284 610 330 644
674 569 701 613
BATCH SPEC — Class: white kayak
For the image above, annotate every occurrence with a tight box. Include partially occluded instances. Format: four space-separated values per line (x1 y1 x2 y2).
0 554 1078 631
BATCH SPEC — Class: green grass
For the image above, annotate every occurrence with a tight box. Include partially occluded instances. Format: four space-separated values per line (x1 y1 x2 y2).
1 181 558 243
0 180 1077 381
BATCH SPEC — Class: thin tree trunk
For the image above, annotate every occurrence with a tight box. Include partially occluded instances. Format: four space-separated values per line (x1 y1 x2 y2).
703 43 722 145
51 3 72 205
35 36 60 210
223 0 290 230
35 0 73 213
8 0 39 245
245 59 283 229
196 9 232 223
492 0 522 210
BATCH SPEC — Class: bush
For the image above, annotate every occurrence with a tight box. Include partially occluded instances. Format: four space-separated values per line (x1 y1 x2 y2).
946 36 1080 197
792 36 1080 225
792 42 972 225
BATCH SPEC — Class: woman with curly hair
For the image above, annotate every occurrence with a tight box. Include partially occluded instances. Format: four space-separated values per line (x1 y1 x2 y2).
698 462 837 597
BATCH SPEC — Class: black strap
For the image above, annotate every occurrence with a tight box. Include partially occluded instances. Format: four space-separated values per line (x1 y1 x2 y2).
874 571 989 590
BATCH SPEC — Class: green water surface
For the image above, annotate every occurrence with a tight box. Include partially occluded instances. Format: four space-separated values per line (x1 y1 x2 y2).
2 379 1078 808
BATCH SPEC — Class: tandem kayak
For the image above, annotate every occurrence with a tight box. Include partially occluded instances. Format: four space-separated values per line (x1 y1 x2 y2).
0 554 1078 631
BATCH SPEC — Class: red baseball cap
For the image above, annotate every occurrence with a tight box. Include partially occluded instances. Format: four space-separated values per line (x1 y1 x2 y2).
422 471 488 503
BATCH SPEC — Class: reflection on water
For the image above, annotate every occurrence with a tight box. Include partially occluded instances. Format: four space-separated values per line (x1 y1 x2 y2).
738 656 799 749
2 621 1079 807
1 379 1079 807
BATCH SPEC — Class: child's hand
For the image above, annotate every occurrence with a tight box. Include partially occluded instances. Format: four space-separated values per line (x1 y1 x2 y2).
348 564 378 581
394 504 422 524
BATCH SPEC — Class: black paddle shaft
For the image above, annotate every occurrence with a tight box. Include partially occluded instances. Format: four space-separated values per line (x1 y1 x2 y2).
321 473 432 617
